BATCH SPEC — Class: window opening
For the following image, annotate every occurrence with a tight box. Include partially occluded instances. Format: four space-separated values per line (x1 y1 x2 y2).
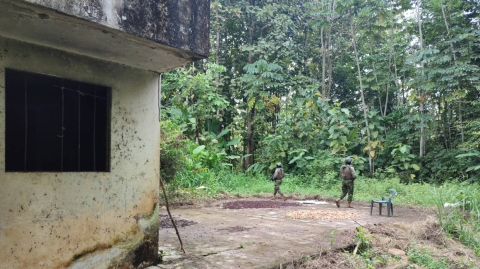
5 69 110 172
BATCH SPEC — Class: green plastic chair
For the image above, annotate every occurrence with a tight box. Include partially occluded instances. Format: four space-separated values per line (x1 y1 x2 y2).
370 189 397 217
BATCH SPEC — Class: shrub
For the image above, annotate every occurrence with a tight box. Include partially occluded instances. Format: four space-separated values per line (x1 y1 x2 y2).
160 120 189 183
305 151 342 186
421 147 470 183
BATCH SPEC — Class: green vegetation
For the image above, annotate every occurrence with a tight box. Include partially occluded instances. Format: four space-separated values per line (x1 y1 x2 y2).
159 0 480 259
161 0 480 185
166 162 480 209
432 185 480 256
407 245 450 269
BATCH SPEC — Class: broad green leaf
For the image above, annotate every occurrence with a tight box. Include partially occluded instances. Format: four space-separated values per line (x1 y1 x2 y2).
341 108 350 115
289 156 301 164
466 165 480 172
347 128 359 142
193 145 205 155
411 164 420 171
226 138 241 146
216 129 231 139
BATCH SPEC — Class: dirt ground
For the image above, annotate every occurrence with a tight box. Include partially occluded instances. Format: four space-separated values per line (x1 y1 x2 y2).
293 218 480 269
145 195 478 269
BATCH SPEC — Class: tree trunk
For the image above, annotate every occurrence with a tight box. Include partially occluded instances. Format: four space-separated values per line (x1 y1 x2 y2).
384 1 395 116
440 0 465 145
448 100 453 149
304 26 308 74
246 110 254 169
350 13 373 177
321 28 326 98
441 99 448 149
370 46 383 114
246 0 256 169
459 98 464 144
393 50 400 106
417 0 425 158
327 20 334 99
195 118 200 144
215 8 222 134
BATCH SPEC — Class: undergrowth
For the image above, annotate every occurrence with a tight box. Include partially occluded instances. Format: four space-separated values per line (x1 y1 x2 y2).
432 185 480 256
164 169 479 208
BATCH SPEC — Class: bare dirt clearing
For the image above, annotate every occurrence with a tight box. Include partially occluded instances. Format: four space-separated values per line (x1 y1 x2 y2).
149 197 446 269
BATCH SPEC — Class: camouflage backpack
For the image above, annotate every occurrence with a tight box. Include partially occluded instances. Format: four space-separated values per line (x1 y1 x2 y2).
278 168 285 179
340 165 353 180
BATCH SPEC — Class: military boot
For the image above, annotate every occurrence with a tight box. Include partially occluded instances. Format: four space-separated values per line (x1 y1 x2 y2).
282 194 287 201
347 202 353 208
270 194 276 200
335 198 341 208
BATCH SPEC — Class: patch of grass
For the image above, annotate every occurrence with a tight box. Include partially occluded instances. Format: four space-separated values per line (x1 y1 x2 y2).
432 185 480 256
238 241 255 249
315 176 437 207
407 244 450 269
166 169 480 209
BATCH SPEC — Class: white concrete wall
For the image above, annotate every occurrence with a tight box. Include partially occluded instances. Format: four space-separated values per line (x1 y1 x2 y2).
0 36 160 269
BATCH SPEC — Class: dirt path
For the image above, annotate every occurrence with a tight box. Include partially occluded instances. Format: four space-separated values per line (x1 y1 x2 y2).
150 198 432 269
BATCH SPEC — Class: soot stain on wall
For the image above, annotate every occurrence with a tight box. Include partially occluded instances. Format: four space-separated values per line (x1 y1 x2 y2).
25 0 210 57
118 0 210 57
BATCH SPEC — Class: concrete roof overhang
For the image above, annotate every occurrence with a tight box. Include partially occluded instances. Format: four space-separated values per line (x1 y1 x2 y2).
0 0 210 73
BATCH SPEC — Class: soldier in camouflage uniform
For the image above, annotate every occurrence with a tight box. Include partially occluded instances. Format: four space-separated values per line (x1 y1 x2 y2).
270 163 287 201
335 157 357 208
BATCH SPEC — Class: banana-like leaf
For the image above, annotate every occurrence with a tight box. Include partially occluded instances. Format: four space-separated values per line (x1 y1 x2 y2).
193 145 205 155
347 128 359 142
411 164 420 171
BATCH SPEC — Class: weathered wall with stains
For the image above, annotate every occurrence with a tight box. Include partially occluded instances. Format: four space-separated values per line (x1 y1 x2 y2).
0 36 160 269
0 0 210 73
22 0 210 58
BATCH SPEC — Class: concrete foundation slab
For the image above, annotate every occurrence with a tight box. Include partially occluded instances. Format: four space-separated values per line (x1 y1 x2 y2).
155 199 432 269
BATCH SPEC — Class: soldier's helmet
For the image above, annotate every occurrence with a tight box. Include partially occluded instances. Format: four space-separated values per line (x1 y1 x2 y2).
344 157 352 165
276 162 282 168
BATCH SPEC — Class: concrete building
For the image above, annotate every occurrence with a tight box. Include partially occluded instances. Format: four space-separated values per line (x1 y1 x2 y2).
0 1 209 268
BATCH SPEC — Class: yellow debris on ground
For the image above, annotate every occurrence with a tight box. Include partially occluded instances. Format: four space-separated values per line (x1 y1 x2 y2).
286 210 361 221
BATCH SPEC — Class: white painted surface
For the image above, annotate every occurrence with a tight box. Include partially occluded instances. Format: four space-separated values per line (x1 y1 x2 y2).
0 36 160 269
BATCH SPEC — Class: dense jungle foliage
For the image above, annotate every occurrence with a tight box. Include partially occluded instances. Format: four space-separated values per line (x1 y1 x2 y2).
159 0 480 253
161 0 480 184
